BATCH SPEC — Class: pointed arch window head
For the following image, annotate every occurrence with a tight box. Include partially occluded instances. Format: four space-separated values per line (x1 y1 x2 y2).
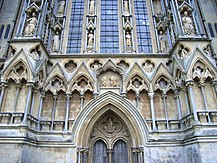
66 0 152 54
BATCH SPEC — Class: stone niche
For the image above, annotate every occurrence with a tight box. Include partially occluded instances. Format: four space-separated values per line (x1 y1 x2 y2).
99 70 121 94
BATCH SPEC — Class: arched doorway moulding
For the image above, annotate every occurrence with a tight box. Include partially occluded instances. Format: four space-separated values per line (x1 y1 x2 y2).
71 91 149 147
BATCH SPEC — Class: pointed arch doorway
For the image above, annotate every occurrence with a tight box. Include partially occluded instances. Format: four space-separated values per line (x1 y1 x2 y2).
91 112 130 163
73 92 147 163
77 109 144 163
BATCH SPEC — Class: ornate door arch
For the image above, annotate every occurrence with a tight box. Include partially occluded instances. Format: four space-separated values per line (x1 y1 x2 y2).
90 112 130 163
77 110 144 163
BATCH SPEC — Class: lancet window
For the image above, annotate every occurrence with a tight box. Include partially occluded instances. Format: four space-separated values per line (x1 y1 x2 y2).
66 0 152 54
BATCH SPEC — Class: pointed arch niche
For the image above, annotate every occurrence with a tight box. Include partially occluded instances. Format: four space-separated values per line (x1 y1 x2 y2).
72 92 147 163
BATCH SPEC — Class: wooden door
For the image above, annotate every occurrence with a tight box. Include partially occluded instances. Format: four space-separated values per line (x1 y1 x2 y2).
112 140 128 163
92 140 109 163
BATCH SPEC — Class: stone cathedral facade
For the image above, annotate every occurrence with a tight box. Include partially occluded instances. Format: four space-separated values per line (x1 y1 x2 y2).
0 0 217 162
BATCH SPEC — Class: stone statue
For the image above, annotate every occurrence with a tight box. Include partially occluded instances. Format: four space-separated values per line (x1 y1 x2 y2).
159 30 167 52
144 61 154 72
124 0 130 16
101 76 107 87
179 47 188 59
30 49 40 61
110 75 118 87
58 0 65 15
125 31 132 46
89 0 95 15
52 31 60 52
182 11 194 35
87 30 94 47
24 12 37 36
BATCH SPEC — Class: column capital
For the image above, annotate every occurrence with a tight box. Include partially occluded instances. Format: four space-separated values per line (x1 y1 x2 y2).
161 93 167 98
26 82 35 87
0 82 9 88
53 95 58 100
185 80 194 87
148 92 155 98
174 89 180 98
65 93 72 98
198 81 205 87
107 149 113 153
211 79 217 86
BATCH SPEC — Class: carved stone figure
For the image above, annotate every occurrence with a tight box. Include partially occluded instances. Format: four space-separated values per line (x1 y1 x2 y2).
89 0 95 15
87 30 94 47
159 30 167 52
101 75 119 87
101 76 108 87
124 0 130 16
103 117 116 133
30 50 40 61
110 75 118 87
24 12 37 36
52 31 60 52
182 11 194 35
144 61 154 72
179 47 189 59
125 31 132 46
58 0 65 15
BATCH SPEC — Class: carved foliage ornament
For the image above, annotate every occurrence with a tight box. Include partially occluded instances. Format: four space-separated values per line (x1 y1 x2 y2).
46 76 65 94
71 76 93 94
7 62 28 82
155 77 173 94
192 62 213 83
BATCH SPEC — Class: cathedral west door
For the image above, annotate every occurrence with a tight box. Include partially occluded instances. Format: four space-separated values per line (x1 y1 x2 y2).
90 113 130 163
77 110 144 163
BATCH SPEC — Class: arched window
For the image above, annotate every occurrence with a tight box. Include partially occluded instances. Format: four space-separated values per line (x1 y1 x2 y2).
66 0 152 54
4 24 10 39
67 0 84 53
208 23 215 38
0 25 4 39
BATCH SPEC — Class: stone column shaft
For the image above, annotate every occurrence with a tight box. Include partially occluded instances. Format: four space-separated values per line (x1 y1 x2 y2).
162 94 169 130
186 81 199 123
199 83 211 123
37 92 45 130
51 95 58 130
0 83 8 111
64 93 71 131
13 84 22 112
22 83 33 124
148 93 156 130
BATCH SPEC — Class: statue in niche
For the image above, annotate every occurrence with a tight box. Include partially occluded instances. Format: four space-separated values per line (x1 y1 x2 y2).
159 30 167 52
144 61 154 72
110 75 118 87
30 49 40 61
101 76 108 87
182 11 194 35
125 31 132 46
89 0 95 15
124 0 130 16
58 0 65 16
100 75 119 87
179 47 189 59
87 30 94 47
52 31 60 52
193 66 203 76
203 45 211 57
24 12 37 36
